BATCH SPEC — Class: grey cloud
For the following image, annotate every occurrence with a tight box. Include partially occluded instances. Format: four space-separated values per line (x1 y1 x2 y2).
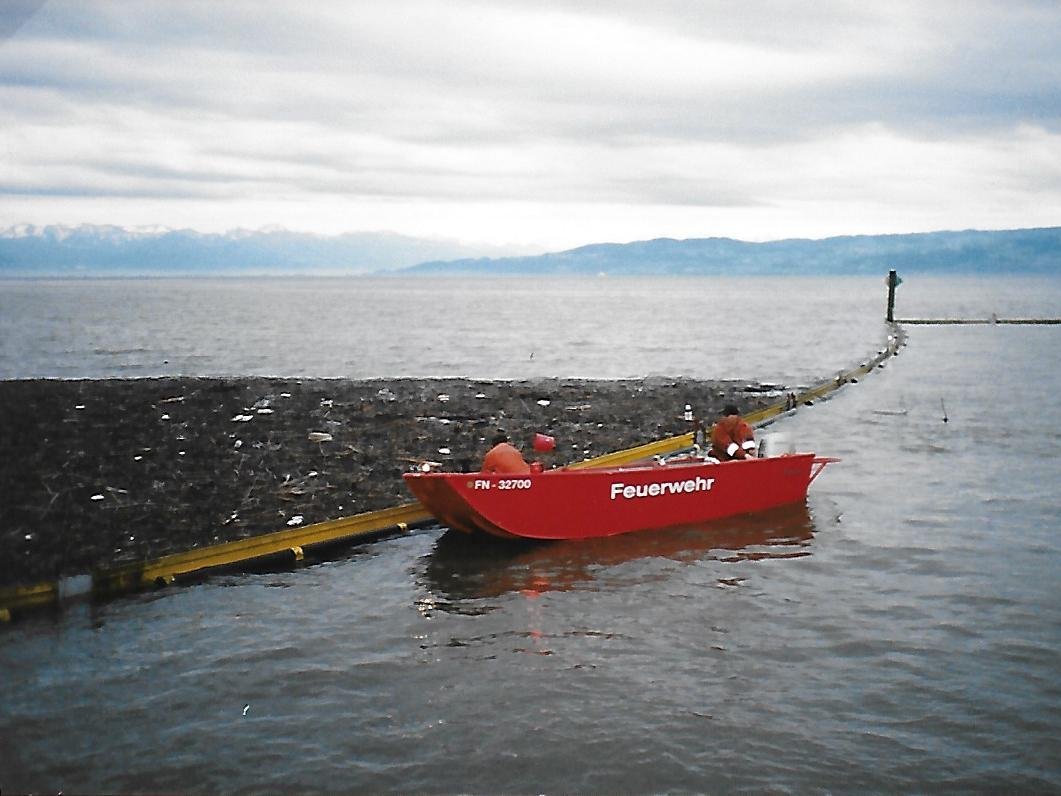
0 0 47 41
68 159 262 186
2 0 1059 228
0 182 218 200
7 1 1059 141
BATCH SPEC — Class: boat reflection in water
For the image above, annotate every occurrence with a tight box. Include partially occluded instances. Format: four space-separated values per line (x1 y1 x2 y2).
419 502 818 609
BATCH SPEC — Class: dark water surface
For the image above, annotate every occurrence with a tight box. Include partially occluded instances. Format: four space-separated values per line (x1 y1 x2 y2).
2 277 1060 792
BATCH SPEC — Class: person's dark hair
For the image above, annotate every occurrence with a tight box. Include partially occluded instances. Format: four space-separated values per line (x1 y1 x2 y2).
723 404 739 416
491 432 509 445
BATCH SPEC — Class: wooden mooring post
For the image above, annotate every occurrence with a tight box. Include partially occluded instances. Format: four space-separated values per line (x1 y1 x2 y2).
886 269 899 322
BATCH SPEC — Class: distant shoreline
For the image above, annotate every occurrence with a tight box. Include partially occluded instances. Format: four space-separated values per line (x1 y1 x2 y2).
3 225 1058 277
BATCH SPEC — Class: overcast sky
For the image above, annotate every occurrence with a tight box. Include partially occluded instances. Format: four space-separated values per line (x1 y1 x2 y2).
1 0 1059 249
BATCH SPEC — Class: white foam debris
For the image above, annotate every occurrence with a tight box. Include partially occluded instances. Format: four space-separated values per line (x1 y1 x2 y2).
287 515 304 526
438 447 451 455
232 414 254 422
90 494 105 501
437 394 450 402
307 432 332 443
475 393 487 399
160 414 170 421
537 399 551 407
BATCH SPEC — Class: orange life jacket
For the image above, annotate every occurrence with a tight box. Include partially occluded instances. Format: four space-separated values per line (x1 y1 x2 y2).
710 415 755 460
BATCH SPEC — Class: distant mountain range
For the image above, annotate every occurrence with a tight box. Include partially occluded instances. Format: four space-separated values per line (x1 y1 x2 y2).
0 225 533 276
1 224 1058 277
404 227 1061 276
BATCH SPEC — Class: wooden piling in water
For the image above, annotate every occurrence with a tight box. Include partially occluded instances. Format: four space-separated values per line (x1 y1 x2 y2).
886 269 899 323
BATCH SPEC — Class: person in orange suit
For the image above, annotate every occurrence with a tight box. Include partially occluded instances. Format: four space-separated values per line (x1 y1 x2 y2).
710 404 757 461
481 432 531 474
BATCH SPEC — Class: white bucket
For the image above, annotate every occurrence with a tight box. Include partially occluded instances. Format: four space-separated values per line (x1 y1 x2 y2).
759 432 794 457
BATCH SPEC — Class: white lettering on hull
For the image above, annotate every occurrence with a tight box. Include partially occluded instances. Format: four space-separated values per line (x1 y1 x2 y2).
609 476 715 500
472 478 531 490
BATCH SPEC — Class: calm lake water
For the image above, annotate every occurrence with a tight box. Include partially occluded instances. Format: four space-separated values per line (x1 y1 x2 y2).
3 275 890 382
1 275 1060 793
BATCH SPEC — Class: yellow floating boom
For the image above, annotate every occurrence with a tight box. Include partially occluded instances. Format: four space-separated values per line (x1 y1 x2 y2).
1 328 904 621
1 503 433 620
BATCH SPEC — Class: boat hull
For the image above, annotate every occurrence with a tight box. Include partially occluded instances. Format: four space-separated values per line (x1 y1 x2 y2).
403 453 834 540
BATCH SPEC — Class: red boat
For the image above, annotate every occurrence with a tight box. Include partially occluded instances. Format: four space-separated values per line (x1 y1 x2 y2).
403 452 837 541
